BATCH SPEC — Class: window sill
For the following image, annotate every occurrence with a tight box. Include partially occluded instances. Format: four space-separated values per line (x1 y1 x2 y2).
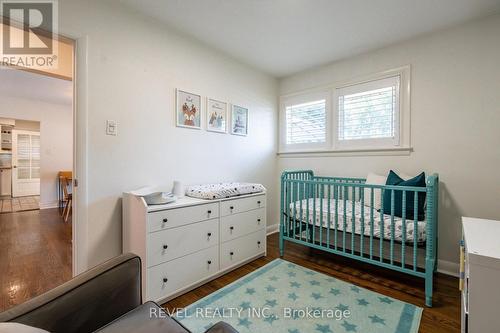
277 146 413 158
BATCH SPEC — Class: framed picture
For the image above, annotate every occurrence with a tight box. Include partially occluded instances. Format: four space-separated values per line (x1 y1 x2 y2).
231 105 248 136
206 98 227 133
176 89 202 129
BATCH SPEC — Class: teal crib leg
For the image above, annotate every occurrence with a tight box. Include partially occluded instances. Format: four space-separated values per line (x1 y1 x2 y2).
279 225 284 257
425 259 435 307
434 238 439 273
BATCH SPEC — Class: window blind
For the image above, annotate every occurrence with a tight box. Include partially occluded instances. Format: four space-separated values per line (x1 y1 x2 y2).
285 99 326 145
338 77 399 141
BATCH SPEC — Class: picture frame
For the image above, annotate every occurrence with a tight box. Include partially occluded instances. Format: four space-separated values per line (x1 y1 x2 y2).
206 98 227 133
176 89 202 129
231 105 248 136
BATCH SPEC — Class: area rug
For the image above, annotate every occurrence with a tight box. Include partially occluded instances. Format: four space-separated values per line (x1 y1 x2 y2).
174 259 422 333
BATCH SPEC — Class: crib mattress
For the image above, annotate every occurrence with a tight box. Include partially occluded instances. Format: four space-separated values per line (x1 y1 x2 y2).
288 198 426 242
186 182 266 200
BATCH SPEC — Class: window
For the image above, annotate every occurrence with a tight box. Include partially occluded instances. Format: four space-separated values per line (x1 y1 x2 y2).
335 75 400 149
279 66 410 154
280 91 330 151
285 99 326 145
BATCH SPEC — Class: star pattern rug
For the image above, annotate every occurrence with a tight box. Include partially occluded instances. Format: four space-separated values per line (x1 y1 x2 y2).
174 259 422 333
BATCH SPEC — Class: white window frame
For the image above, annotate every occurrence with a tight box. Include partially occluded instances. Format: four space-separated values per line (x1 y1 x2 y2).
278 66 411 155
279 90 331 153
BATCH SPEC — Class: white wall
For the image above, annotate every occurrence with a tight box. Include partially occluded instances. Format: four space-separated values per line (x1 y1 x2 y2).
279 14 500 268
59 1 278 268
0 96 73 207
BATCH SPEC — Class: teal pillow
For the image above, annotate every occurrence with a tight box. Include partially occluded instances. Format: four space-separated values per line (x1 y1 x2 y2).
382 170 426 221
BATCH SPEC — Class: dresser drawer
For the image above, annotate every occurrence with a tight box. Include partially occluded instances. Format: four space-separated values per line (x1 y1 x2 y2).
220 229 265 270
147 246 219 301
220 194 265 217
147 202 219 233
147 219 219 267
220 208 265 242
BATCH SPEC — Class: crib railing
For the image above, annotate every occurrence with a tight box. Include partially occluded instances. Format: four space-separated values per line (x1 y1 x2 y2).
279 170 439 306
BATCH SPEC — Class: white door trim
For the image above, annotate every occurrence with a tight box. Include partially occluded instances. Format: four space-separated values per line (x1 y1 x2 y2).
71 35 89 276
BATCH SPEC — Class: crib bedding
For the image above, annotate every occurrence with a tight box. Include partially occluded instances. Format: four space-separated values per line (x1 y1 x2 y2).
186 182 266 200
288 198 426 242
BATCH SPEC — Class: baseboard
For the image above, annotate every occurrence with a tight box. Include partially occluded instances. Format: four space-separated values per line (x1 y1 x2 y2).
437 259 459 277
266 224 279 235
39 201 59 209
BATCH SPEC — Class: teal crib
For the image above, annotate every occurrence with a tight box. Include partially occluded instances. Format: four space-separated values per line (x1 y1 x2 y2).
279 170 439 307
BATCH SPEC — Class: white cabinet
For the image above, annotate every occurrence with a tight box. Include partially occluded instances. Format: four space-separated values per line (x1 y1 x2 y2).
461 217 500 333
123 192 266 303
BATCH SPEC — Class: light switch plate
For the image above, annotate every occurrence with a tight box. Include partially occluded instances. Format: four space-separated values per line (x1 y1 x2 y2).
106 120 117 136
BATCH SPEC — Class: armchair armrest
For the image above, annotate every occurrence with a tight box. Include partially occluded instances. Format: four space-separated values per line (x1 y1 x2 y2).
204 322 239 333
0 253 142 333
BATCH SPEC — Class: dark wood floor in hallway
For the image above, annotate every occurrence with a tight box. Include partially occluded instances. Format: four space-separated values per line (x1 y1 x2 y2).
0 208 72 312
164 233 461 333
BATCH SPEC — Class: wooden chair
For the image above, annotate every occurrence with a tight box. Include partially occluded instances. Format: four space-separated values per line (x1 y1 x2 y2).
58 171 72 212
60 176 72 222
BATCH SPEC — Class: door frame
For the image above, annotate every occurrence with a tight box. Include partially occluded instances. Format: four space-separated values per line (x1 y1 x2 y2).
11 129 41 197
0 20 90 276
71 35 89 276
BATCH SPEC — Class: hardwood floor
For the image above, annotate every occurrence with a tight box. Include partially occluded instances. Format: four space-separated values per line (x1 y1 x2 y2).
0 208 72 312
163 233 460 333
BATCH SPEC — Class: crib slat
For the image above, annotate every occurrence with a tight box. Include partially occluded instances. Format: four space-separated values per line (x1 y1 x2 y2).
334 185 338 250
327 184 331 249
293 180 298 240
380 190 384 262
402 190 407 268
413 191 418 271
306 181 310 242
390 189 395 265
300 182 304 240
360 187 365 256
312 184 317 244
343 186 347 253
351 186 355 255
370 188 374 260
320 183 324 246
286 180 291 238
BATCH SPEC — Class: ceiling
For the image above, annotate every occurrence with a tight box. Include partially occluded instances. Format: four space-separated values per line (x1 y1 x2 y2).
118 0 500 77
0 68 72 105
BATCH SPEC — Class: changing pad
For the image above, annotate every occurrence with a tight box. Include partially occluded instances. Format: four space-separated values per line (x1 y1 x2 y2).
186 182 266 200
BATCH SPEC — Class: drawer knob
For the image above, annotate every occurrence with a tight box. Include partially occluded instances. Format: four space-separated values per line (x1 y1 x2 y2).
163 244 168 250
208 210 212 214
162 218 168 223
230 251 234 256
257 241 261 245
207 260 212 265
163 277 168 283
257 219 261 223
207 232 212 237
230 226 234 231
257 201 261 204
230 206 234 210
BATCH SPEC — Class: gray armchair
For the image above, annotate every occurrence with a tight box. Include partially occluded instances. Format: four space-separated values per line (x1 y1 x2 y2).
0 253 237 333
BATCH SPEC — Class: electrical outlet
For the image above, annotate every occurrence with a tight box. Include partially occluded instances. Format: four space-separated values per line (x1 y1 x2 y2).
106 120 117 136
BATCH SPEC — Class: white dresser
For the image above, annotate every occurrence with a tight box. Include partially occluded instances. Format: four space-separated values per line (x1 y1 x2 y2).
461 217 500 333
123 192 267 303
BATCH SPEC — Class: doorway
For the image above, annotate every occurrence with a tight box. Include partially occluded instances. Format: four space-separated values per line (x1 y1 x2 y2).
12 130 40 198
0 32 75 311
0 122 41 213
